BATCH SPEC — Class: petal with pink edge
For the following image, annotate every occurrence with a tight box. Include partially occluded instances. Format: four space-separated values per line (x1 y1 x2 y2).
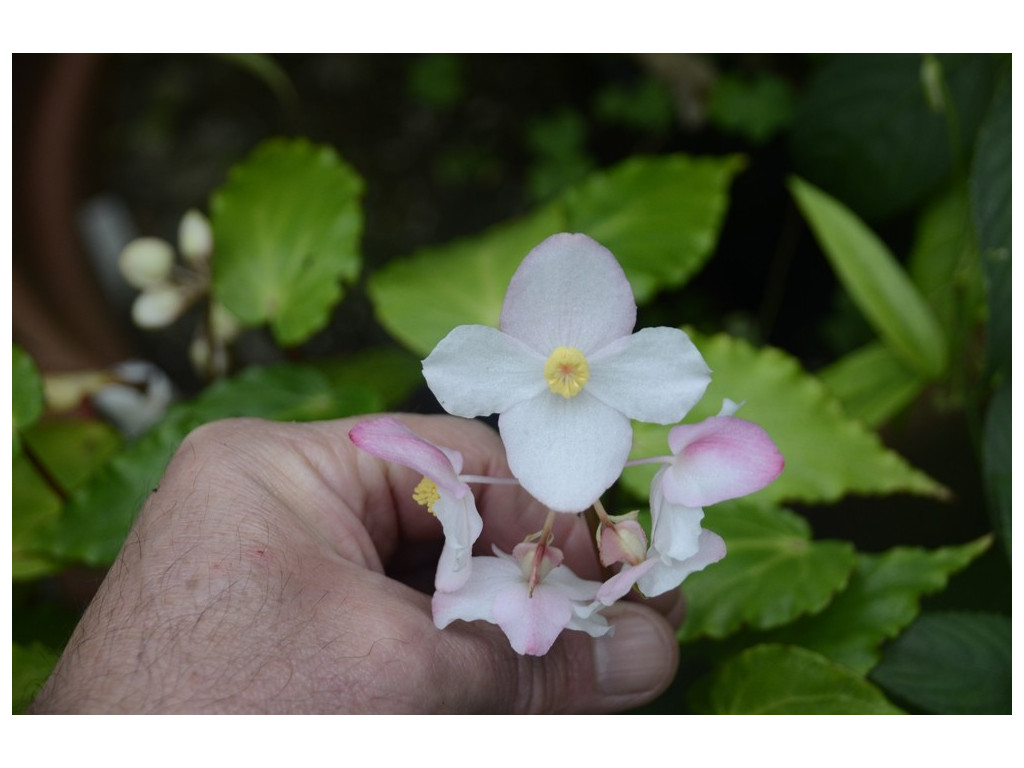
662 416 784 507
493 582 574 656
499 233 637 355
349 417 466 497
636 529 727 598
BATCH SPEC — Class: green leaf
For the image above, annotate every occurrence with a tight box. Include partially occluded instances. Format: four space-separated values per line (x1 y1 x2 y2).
817 341 926 428
759 537 991 674
982 380 1010 555
789 175 948 378
565 154 745 303
624 332 946 505
312 346 425 410
12 453 64 580
368 154 744 356
969 67 1011 378
50 364 382 567
211 138 364 347
791 54 1001 221
12 641 60 714
707 71 796 145
22 418 121 493
693 644 904 714
870 611 1011 714
678 501 857 641
13 345 44 454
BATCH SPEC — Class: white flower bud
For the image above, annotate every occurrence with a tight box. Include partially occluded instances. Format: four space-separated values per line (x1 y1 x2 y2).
119 237 175 289
132 285 187 329
209 301 242 343
178 209 213 267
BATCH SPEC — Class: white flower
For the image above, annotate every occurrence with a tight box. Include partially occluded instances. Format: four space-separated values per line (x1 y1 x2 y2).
422 233 711 512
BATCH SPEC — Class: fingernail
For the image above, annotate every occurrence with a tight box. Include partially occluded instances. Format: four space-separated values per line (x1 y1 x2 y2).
592 606 677 696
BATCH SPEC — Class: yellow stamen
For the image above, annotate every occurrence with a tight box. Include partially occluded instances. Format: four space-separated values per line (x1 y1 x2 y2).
544 346 590 398
412 477 440 516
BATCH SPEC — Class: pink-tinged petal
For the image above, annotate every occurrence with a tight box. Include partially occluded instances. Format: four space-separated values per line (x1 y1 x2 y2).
431 556 518 626
595 558 659 605
499 233 637 355
636 530 727 598
498 393 632 512
349 417 466 496
586 327 711 424
493 583 573 656
422 325 546 418
566 607 612 638
663 416 784 507
432 492 484 591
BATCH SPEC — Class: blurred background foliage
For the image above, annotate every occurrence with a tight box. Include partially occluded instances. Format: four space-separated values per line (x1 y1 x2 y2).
12 53 1010 714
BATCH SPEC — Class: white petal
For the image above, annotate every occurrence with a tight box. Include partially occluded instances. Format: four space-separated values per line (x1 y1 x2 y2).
650 468 706 563
493 582 575 656
636 529 726 597
422 325 546 418
499 233 636 355
498 393 632 512
431 555 518 627
432 493 484 592
587 327 711 424
663 416 785 507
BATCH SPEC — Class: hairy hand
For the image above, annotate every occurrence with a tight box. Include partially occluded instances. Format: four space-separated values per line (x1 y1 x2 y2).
31 415 682 713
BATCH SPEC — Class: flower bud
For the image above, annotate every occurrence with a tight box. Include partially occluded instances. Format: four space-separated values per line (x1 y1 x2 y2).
132 285 187 329
119 237 175 289
598 517 648 567
513 541 563 591
209 301 242 343
178 209 213 267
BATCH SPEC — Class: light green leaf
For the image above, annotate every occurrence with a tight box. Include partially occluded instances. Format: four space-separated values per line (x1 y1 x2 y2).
624 332 946 505
817 341 926 427
368 205 563 357
565 154 745 303
871 611 1011 714
707 72 796 145
693 644 904 714
12 641 61 714
22 418 121 493
212 138 364 347
789 175 948 378
679 501 857 641
13 345 44 454
12 454 63 580
368 154 744 356
51 364 382 567
759 537 991 674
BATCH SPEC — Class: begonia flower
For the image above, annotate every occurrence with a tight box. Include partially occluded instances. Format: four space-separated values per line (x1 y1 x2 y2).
422 233 711 513
349 417 485 591
432 542 610 656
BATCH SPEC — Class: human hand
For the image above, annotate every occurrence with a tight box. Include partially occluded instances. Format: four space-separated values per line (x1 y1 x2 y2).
30 415 682 713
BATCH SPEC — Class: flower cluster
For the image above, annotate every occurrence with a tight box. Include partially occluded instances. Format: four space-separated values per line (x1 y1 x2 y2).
350 233 783 655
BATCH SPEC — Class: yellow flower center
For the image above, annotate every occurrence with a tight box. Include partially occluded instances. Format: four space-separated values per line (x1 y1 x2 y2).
544 346 590 398
412 477 440 515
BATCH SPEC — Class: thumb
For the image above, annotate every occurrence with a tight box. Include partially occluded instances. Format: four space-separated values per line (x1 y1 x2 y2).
445 602 680 713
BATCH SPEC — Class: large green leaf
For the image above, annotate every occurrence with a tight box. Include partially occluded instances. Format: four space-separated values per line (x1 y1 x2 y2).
312 345 425 410
368 154 744 356
790 54 1000 221
563 154 745 303
211 138 364 347
12 454 63 580
789 176 948 378
368 205 563 356
982 380 1011 555
624 332 946 505
50 364 382 567
12 641 61 714
870 611 1011 714
759 537 991 674
969 66 1011 378
693 644 904 714
13 345 44 455
678 501 857 641
817 341 926 428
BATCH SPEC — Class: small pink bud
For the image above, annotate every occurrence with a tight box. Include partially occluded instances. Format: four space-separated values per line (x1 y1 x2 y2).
513 541 564 593
599 518 648 567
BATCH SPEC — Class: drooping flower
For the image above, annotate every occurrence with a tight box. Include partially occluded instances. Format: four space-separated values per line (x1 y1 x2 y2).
349 417 485 591
432 542 610 656
422 233 711 513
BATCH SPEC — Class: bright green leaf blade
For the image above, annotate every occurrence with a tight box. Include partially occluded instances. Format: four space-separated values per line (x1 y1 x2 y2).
22 418 121 492
368 205 564 356
50 364 382 567
707 72 796 145
789 176 948 378
969 67 1011 377
870 611 1011 714
678 501 857 640
759 537 991 674
817 341 926 427
13 345 45 453
982 380 1010 555
12 641 61 714
12 454 64 580
624 332 946 505
212 138 364 347
312 346 425 410
564 154 745 303
694 644 904 714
